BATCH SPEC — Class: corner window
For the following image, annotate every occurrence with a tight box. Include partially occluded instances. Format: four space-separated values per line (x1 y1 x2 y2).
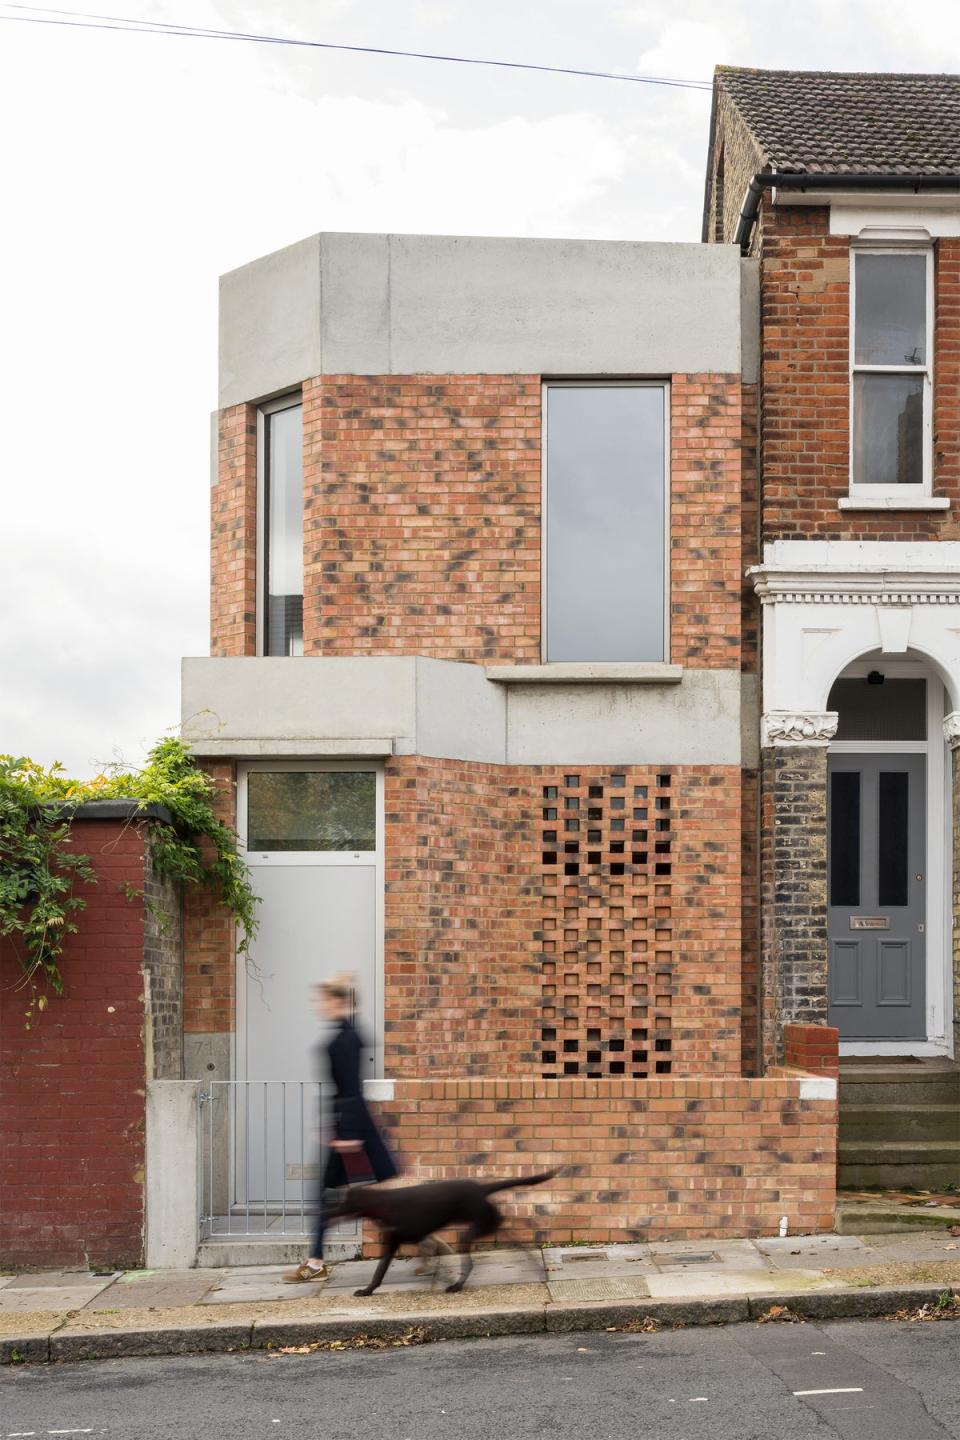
543 383 668 663
851 250 932 493
259 396 303 656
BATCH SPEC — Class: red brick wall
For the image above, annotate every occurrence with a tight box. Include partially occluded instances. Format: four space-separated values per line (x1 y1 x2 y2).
378 1075 836 1245
0 821 149 1269
783 1022 840 1078
302 375 542 662
211 402 257 656
384 758 742 1081
671 375 743 667
210 373 745 667
760 209 960 540
182 761 237 1036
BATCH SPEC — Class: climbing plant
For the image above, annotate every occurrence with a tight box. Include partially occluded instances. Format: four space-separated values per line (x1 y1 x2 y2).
0 737 257 1025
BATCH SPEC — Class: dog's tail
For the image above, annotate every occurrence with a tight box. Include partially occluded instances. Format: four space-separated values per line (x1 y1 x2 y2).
479 1169 557 1197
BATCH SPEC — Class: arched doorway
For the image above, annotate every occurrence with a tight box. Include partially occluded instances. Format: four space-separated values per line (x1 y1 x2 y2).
826 653 950 1053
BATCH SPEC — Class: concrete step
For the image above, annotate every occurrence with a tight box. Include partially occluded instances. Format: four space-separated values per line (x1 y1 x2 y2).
838 1138 960 1191
839 1104 960 1144
839 1064 960 1107
836 1201 960 1234
197 1234 360 1268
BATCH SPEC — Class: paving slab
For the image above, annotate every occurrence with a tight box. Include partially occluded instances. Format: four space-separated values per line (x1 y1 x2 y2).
321 1257 435 1294
756 1235 882 1270
547 1276 650 1302
199 1264 310 1304
85 1272 217 1310
647 1239 770 1272
543 1246 650 1280
0 1276 14 1291
5 1269 114 1289
0 1286 113 1314
861 1231 960 1262
644 1267 840 1299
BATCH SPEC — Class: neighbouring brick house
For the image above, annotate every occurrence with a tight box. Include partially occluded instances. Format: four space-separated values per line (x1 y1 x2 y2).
703 69 960 1189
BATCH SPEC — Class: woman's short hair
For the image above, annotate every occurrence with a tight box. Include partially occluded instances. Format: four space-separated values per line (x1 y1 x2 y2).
317 973 353 1003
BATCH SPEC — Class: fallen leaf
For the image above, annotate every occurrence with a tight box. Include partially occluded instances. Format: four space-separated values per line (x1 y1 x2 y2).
757 1304 803 1325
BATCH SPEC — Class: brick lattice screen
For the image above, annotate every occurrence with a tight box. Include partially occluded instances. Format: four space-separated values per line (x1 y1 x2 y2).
539 769 674 1079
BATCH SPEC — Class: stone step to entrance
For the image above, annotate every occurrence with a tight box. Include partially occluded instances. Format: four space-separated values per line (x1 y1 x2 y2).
840 1103 960 1144
838 1139 960 1191
197 1238 310 1269
839 1063 960 1107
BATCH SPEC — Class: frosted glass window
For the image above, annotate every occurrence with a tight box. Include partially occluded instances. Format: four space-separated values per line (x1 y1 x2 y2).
545 385 666 662
248 771 375 852
263 400 303 655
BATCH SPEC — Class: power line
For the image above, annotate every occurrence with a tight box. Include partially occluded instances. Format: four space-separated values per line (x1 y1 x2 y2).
0 4 713 91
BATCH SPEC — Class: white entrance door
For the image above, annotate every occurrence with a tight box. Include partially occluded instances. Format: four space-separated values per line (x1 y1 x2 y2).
236 762 383 1207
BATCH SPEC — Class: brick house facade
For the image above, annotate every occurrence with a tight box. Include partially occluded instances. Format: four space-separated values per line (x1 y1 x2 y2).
175 226 838 1249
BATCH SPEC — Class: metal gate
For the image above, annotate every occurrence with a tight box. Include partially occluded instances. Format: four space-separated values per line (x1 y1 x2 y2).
198 1080 322 1239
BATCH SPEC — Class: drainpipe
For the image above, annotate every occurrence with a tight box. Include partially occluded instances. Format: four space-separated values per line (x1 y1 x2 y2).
735 170 960 255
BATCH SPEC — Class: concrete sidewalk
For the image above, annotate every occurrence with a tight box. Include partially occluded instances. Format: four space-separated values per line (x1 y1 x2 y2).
3 1231 959 1364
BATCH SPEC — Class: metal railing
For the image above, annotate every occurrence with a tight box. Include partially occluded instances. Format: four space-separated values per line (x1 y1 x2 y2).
198 1080 323 1240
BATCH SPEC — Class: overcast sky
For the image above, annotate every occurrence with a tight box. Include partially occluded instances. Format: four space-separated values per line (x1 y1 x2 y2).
3 1 960 776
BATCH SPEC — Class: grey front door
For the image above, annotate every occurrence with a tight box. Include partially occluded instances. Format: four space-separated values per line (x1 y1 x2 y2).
827 753 926 1038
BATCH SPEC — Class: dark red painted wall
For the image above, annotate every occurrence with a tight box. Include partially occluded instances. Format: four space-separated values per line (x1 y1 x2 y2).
0 820 148 1268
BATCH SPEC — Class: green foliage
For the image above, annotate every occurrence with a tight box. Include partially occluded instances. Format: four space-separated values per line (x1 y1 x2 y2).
0 737 258 1024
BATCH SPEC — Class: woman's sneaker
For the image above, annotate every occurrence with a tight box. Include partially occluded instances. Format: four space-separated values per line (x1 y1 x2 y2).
282 1261 327 1283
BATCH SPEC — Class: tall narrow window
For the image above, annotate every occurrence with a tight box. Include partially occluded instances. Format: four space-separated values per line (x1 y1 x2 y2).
260 397 303 656
544 383 667 663
851 250 931 493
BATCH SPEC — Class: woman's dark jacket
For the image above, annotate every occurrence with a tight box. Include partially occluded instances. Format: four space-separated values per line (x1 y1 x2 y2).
322 1017 397 1184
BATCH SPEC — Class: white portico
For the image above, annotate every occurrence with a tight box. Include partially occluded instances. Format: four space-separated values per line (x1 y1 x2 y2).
751 541 960 1059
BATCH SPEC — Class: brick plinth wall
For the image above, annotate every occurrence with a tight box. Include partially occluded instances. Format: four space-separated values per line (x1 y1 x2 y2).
376 1075 836 1247
783 1023 839 1078
760 746 829 1067
384 758 742 1080
0 818 169 1269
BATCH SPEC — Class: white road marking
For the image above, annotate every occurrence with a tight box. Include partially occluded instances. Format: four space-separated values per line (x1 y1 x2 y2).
688 1397 708 1403
48 1431 93 1435
811 1351 826 1355
794 1388 864 1397
8 1432 37 1436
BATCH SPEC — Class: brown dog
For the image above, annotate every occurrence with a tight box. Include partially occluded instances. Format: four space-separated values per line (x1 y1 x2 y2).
329 1170 556 1295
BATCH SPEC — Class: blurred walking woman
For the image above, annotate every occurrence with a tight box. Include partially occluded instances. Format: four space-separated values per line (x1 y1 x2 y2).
283 974 398 1282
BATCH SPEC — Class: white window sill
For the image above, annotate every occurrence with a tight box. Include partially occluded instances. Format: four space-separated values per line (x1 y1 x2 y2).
838 495 950 511
485 663 683 685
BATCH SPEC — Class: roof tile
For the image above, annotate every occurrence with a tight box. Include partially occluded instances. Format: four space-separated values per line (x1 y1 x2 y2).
717 67 960 175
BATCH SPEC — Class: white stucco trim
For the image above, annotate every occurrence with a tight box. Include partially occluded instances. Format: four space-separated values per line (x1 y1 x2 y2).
749 541 960 714
752 547 958 1056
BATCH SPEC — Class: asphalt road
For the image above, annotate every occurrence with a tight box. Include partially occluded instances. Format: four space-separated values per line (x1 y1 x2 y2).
2 1319 959 1439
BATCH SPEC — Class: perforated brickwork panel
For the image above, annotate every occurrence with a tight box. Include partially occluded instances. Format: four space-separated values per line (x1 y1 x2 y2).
539 770 674 1079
